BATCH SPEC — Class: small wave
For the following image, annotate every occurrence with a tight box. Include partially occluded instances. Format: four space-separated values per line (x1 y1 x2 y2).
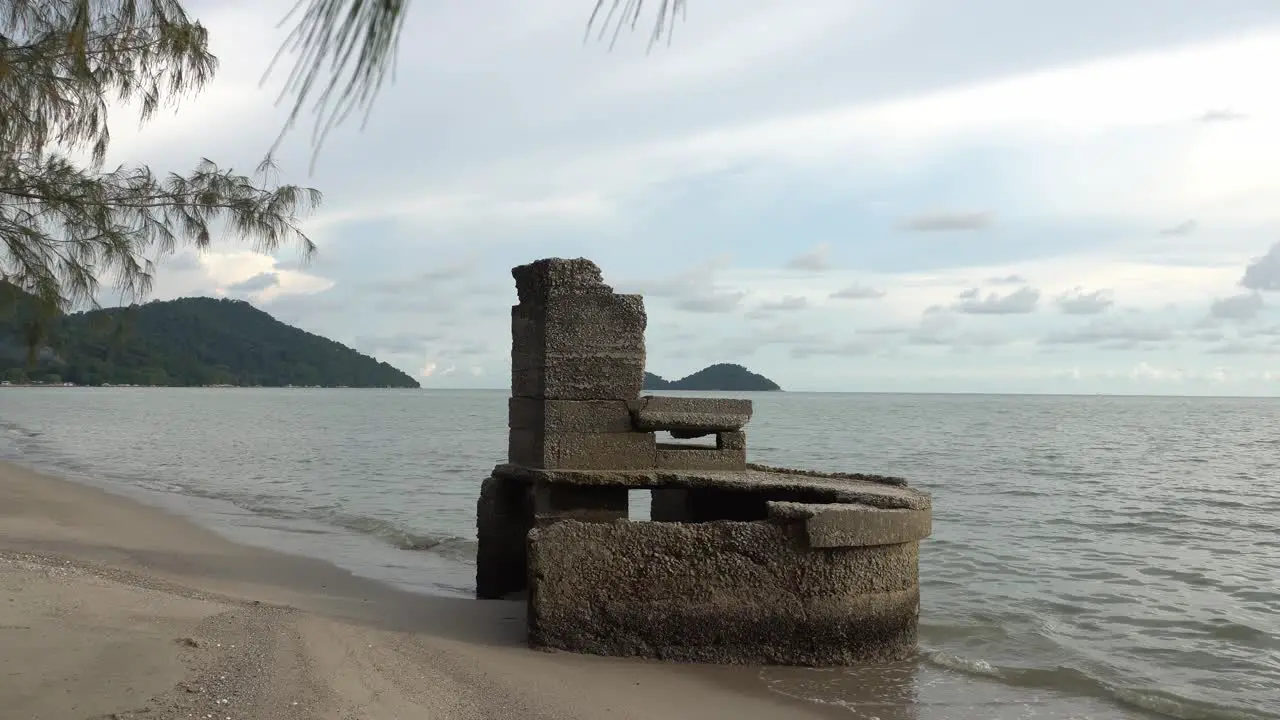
923 649 1002 678
141 483 479 562
317 511 477 559
0 420 42 439
922 648 1272 720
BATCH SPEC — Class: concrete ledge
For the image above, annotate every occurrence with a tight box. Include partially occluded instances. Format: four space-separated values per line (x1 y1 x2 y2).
528 520 921 664
629 396 752 435
491 464 931 511
654 442 746 471
768 502 932 548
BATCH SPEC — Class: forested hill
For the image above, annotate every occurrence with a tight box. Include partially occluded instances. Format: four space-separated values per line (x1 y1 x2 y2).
644 363 781 392
0 290 419 388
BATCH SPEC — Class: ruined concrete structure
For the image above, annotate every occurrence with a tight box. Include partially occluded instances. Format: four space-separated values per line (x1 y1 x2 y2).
476 257 933 666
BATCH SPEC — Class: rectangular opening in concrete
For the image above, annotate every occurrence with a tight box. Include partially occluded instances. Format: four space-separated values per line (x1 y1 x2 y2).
628 489 652 521
654 431 715 448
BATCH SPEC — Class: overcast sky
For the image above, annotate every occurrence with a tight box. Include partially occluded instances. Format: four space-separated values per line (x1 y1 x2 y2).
111 0 1280 394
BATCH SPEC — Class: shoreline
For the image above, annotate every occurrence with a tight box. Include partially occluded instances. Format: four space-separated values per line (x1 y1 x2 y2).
0 454 1189 719
0 460 843 719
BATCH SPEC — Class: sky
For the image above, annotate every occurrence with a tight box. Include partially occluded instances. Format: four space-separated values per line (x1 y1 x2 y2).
103 0 1280 395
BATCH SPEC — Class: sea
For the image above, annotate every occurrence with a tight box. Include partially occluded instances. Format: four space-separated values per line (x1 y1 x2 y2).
1 388 1276 720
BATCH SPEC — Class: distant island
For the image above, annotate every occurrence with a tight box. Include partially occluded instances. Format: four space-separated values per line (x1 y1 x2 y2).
0 286 419 388
644 363 781 392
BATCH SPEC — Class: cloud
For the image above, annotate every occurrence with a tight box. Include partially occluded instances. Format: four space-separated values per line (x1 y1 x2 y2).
790 337 882 358
621 259 748 314
899 211 992 233
676 291 747 313
1207 341 1274 355
1200 109 1247 122
1209 292 1265 321
905 308 1009 348
1158 220 1198 236
747 295 808 317
952 286 1040 315
786 245 831 271
163 251 204 272
225 272 280 294
1240 243 1280 292
985 274 1026 286
369 264 477 294
1042 316 1176 346
829 283 885 300
356 332 445 355
1056 287 1115 315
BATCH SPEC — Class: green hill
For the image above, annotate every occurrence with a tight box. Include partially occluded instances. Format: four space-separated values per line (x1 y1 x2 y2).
0 288 419 388
644 363 781 392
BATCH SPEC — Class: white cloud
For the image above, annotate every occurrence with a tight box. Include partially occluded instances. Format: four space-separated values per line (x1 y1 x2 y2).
201 251 334 304
1209 292 1266 321
786 244 831 271
1056 287 1115 315
900 211 992 232
953 286 1040 315
1240 242 1280 291
830 283 886 300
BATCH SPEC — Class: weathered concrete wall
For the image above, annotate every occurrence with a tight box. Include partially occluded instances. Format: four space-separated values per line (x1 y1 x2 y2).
509 430 656 470
767 502 933 549
528 519 922 665
507 258 652 470
509 262 647 403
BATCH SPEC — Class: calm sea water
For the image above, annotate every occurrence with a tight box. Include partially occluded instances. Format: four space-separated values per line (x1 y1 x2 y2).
1 388 1277 720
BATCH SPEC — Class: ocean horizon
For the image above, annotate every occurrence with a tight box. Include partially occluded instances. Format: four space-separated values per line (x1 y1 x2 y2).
5 383 1280 399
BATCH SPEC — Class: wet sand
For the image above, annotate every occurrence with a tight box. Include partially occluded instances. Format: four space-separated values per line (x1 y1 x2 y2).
0 460 842 719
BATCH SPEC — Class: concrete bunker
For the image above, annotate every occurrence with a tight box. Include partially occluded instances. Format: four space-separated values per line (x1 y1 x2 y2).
476 257 933 666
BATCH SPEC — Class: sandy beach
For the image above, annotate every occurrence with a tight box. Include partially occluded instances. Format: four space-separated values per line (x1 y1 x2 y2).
0 460 844 720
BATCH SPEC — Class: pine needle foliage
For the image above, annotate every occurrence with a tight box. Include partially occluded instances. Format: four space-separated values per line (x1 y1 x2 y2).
0 0 321 338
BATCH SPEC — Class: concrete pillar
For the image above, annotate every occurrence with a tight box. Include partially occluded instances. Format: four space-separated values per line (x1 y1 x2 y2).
476 474 533 599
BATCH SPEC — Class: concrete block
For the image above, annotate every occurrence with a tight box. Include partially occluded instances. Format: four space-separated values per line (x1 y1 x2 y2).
717 431 746 451
527 520 922 664
768 502 932 548
509 429 656 470
630 396 753 435
654 442 746 471
511 258 611 305
475 474 533 599
511 355 645 400
513 294 646 358
532 482 629 524
508 398 634 434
